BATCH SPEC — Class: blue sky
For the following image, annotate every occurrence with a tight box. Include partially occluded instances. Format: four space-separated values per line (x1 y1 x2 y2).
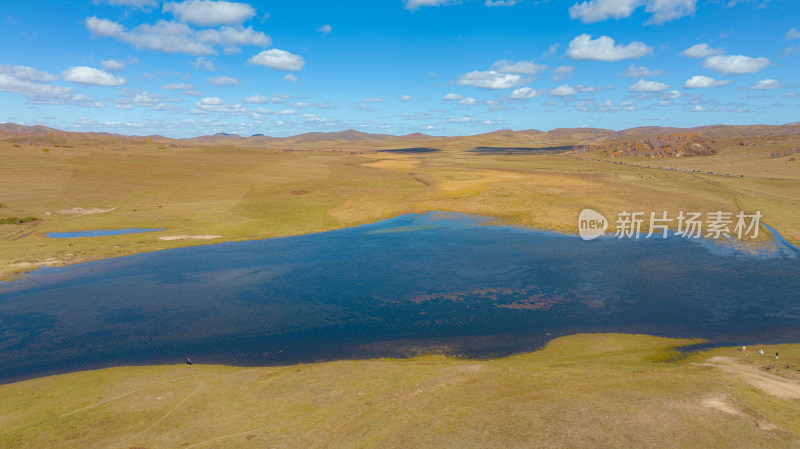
0 0 797 137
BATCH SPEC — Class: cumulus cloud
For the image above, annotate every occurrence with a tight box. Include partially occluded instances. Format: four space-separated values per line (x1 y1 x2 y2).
620 64 663 77
485 0 520 5
680 43 723 58
444 93 464 100
163 1 256 26
509 87 541 99
95 0 159 9
565 34 652 61
403 0 454 10
787 28 800 40
191 57 215 70
749 79 782 90
569 0 641 23
0 64 101 107
549 84 578 96
283 74 298 82
248 49 305 71
701 54 770 75
317 24 332 35
491 60 547 75
85 16 270 55
456 70 529 89
62 66 126 86
194 96 246 114
101 57 138 72
628 79 670 92
458 97 478 105
569 0 696 25
683 75 731 88
399 95 412 101
207 75 240 86
162 83 194 90
0 64 57 83
551 65 575 82
242 94 290 104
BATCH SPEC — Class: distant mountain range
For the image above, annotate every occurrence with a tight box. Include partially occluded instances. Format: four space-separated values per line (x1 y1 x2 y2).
2 122 799 148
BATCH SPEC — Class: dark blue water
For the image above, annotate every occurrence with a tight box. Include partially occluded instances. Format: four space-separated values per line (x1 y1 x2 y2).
45 228 165 238
1 212 799 383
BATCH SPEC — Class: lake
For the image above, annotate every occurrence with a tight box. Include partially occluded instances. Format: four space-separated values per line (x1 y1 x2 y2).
1 212 798 383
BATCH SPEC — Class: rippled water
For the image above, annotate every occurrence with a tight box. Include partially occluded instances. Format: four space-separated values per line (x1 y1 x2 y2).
1 212 798 383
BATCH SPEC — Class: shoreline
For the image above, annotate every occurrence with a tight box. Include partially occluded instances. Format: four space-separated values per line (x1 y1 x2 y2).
2 211 795 283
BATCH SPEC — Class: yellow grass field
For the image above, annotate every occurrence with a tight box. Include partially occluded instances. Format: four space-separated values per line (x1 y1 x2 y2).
1 334 799 449
1 131 797 280
1 130 798 448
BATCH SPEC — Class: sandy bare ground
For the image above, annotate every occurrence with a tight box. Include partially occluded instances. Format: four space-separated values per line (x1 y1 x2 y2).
703 356 800 399
55 207 117 216
699 394 779 431
158 235 221 241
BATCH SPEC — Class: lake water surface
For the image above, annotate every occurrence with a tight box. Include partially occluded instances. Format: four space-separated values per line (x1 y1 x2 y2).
1 212 798 383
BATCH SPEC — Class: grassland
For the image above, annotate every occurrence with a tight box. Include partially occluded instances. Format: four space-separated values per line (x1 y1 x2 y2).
1 128 799 447
1 129 798 280
1 334 799 448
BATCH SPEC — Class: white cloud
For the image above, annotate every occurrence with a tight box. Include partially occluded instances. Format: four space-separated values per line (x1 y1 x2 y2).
551 65 575 82
701 54 770 75
0 64 57 83
191 57 215 70
96 0 159 9
399 95 412 101
680 43 723 58
628 79 670 92
317 24 332 35
163 1 256 26
152 103 182 112
132 91 164 106
787 28 800 40
248 49 305 71
620 64 663 77
62 66 126 86
692 105 706 112
242 94 289 104
490 60 547 75
162 82 194 90
278 109 296 115
749 79 782 90
549 84 578 96
569 0 641 23
403 0 454 10
0 64 103 107
444 93 464 100
485 0 520 5
85 16 269 55
207 75 240 86
683 75 731 88
510 87 541 99
363 97 384 103
569 0 696 24
459 97 477 105
456 70 529 89
565 34 652 61
643 0 696 24
194 96 246 114
101 58 137 72
283 74 298 82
